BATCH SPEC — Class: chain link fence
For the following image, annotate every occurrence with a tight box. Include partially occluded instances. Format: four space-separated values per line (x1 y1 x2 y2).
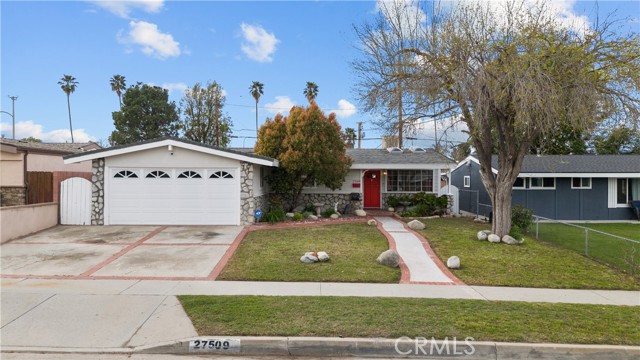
533 215 640 275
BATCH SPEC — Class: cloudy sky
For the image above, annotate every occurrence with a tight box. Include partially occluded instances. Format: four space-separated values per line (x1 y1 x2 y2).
1 1 638 148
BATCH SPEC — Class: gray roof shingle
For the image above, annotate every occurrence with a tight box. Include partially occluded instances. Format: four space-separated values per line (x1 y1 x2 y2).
490 154 640 173
347 148 456 165
0 138 100 154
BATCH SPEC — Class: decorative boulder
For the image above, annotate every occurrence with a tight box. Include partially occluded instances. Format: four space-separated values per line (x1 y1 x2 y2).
407 220 426 230
308 215 318 220
367 219 377 226
388 207 395 212
487 234 501 243
447 256 461 269
317 251 330 262
377 250 400 268
286 212 295 218
300 252 319 263
502 235 525 245
355 209 367 217
330 213 340 219
477 230 491 241
474 218 487 223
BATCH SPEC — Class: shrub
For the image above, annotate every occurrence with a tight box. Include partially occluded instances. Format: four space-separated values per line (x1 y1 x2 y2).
511 205 534 233
265 207 286 223
510 225 524 240
302 211 314 218
412 192 435 205
400 210 418 217
386 195 401 208
436 195 449 209
322 208 337 218
292 212 305 221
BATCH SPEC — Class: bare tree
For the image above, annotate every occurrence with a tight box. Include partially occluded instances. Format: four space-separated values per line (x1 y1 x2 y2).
354 0 640 236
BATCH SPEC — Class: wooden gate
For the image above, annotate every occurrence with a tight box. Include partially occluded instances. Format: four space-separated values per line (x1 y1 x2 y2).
60 177 92 225
27 172 53 204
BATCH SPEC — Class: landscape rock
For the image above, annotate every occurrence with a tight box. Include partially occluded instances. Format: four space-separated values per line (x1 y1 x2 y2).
286 212 295 218
355 209 367 217
477 230 491 241
367 219 377 226
330 214 340 219
388 207 395 212
502 235 524 245
447 256 461 269
487 234 501 243
308 215 318 220
300 252 319 263
317 251 330 261
407 220 426 230
474 218 487 223
377 250 400 268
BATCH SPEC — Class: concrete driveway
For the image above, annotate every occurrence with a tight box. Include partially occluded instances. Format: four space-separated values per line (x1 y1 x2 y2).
0 225 243 280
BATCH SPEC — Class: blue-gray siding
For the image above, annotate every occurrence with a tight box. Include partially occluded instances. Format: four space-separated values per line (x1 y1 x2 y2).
452 163 636 221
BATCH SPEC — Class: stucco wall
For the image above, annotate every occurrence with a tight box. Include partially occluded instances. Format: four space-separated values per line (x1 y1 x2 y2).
0 202 58 243
28 153 92 172
106 146 240 168
1 151 24 186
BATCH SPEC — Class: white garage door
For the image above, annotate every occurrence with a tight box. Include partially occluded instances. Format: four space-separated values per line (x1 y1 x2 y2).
108 168 239 225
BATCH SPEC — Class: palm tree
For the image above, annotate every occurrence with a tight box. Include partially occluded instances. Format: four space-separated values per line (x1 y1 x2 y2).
344 127 357 145
303 81 318 103
249 81 264 138
110 74 126 108
58 74 78 143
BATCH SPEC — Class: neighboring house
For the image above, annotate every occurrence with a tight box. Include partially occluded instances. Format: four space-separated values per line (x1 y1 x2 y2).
0 139 100 206
301 147 457 210
452 155 640 221
63 138 457 226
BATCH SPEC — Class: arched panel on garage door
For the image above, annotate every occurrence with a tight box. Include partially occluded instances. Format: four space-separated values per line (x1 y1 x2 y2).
107 168 239 225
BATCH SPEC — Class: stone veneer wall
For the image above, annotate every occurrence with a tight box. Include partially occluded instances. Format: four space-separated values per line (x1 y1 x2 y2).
239 162 256 225
91 159 105 225
0 187 26 207
299 193 362 214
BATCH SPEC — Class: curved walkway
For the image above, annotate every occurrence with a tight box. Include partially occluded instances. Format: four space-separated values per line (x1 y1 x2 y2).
375 216 461 284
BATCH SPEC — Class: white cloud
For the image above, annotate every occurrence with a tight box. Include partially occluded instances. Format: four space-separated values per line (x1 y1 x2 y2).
334 99 357 119
89 0 164 19
119 20 181 59
1 120 95 143
265 96 295 115
240 23 279 63
161 82 188 95
376 0 427 27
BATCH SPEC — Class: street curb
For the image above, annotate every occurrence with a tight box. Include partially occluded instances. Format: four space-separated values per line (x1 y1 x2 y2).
131 337 640 359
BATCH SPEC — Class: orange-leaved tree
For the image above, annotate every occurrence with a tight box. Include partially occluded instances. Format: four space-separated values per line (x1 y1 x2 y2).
255 103 352 210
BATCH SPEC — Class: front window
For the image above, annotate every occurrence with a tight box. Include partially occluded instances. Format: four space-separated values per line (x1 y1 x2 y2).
387 170 433 192
571 177 591 189
513 177 525 189
530 177 555 189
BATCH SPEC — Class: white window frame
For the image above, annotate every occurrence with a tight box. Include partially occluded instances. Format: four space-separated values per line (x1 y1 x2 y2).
612 178 633 208
529 177 555 190
571 177 591 189
463 176 470 188
512 177 526 189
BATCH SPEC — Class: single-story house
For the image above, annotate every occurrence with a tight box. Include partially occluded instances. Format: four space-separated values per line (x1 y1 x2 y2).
0 139 100 206
63 137 456 226
451 154 640 221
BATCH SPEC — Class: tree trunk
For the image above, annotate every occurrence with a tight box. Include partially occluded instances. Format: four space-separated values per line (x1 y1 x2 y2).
67 95 74 143
255 101 259 139
492 180 513 237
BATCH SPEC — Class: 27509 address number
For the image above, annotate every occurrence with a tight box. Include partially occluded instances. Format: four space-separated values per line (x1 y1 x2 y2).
189 339 240 352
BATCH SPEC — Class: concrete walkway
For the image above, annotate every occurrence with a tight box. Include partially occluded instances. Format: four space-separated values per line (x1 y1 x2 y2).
375 216 457 284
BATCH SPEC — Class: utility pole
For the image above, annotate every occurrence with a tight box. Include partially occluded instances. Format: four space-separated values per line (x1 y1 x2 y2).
9 96 18 139
357 122 362 149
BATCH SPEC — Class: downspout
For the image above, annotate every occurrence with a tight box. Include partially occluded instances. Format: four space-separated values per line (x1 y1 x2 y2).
23 150 28 205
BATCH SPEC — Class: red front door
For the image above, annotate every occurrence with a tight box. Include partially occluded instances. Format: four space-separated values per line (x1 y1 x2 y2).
363 170 381 208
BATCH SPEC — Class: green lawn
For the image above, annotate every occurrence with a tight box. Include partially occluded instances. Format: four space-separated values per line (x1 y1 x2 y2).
217 223 400 283
179 295 640 345
536 222 640 274
417 217 639 290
